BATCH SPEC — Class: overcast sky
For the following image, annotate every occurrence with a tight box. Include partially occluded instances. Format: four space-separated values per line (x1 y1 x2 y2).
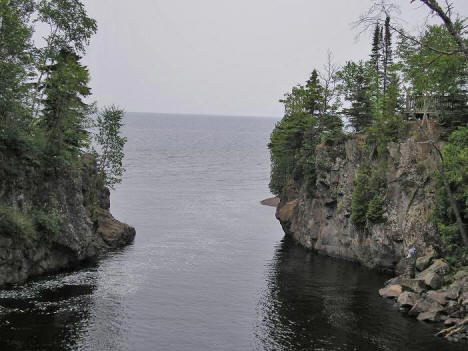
82 0 468 117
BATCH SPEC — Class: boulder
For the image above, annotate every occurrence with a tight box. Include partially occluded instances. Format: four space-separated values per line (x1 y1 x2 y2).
408 298 444 317
379 284 402 298
454 267 468 281
426 290 448 306
399 278 427 294
418 259 450 277
416 259 450 290
417 311 441 322
416 255 434 272
423 272 443 290
397 291 418 308
445 285 461 300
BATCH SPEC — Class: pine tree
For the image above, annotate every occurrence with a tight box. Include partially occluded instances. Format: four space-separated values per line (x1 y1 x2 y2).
41 49 93 160
341 62 374 132
304 70 324 115
382 16 393 101
370 24 382 73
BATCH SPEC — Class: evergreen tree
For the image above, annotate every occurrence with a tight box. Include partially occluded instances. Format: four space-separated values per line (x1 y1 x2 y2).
382 16 393 100
0 0 34 138
41 49 93 160
304 70 324 116
370 24 382 73
339 61 374 132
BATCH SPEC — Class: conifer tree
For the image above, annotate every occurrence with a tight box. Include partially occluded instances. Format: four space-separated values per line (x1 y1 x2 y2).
339 61 374 132
382 16 393 100
41 49 93 160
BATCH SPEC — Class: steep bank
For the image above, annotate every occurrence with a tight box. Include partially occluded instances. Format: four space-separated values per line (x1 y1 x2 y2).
276 121 441 272
0 155 135 287
273 121 467 340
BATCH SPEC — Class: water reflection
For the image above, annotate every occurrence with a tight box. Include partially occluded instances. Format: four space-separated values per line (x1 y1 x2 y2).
0 269 97 351
255 237 465 351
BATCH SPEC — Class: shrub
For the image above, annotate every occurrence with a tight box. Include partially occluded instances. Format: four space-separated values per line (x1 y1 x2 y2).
33 209 60 235
351 164 386 227
0 206 35 238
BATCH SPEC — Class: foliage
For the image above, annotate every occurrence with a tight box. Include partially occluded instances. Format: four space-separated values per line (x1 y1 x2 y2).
41 49 93 161
397 24 466 96
338 61 374 132
432 125 468 261
93 106 127 189
0 206 35 238
33 209 60 235
0 0 127 240
351 164 386 227
269 70 343 195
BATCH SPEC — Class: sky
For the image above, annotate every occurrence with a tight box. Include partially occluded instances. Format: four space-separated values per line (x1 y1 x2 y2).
81 0 468 117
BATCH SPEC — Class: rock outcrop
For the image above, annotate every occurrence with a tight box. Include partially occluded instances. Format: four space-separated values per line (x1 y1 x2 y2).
273 121 467 341
276 122 441 272
0 155 135 287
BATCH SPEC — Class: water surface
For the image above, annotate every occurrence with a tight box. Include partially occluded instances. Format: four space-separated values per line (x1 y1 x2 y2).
0 113 463 350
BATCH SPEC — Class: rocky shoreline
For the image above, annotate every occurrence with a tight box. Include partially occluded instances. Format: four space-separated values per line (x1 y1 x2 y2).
379 256 468 342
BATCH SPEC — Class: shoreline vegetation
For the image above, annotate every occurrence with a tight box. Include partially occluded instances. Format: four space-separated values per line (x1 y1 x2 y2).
0 0 134 286
268 0 467 342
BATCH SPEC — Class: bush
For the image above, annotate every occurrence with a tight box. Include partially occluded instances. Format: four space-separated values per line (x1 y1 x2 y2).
33 209 60 235
366 194 385 223
0 206 35 238
351 164 386 227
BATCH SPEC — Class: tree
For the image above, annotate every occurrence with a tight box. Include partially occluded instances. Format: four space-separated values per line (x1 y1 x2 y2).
32 0 97 116
338 61 374 132
412 0 468 60
382 16 393 100
0 0 34 136
93 106 127 189
41 49 93 160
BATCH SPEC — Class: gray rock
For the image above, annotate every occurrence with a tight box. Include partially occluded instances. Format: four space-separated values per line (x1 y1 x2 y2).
408 298 443 317
422 271 443 290
399 278 427 294
379 284 403 299
417 311 441 322
275 133 443 272
426 290 448 306
416 255 434 272
397 291 419 308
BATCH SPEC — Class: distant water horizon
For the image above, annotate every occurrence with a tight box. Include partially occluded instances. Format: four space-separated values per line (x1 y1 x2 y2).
0 113 464 351
126 111 282 120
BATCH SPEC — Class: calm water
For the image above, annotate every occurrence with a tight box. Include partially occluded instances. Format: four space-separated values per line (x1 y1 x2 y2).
0 113 464 350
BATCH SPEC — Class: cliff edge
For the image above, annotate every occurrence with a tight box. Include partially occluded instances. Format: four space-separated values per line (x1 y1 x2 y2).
0 155 135 287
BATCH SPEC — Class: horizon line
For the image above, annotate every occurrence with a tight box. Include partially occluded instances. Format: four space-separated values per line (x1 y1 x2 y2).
125 111 282 119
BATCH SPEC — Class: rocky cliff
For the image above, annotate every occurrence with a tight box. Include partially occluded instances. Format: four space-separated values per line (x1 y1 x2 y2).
276 121 441 273
274 121 468 340
0 155 135 287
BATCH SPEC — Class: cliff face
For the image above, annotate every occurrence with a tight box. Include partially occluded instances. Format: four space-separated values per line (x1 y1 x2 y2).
276 122 441 273
0 155 135 287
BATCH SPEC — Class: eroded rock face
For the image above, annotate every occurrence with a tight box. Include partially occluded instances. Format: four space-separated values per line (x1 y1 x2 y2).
275 124 441 272
0 156 135 287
